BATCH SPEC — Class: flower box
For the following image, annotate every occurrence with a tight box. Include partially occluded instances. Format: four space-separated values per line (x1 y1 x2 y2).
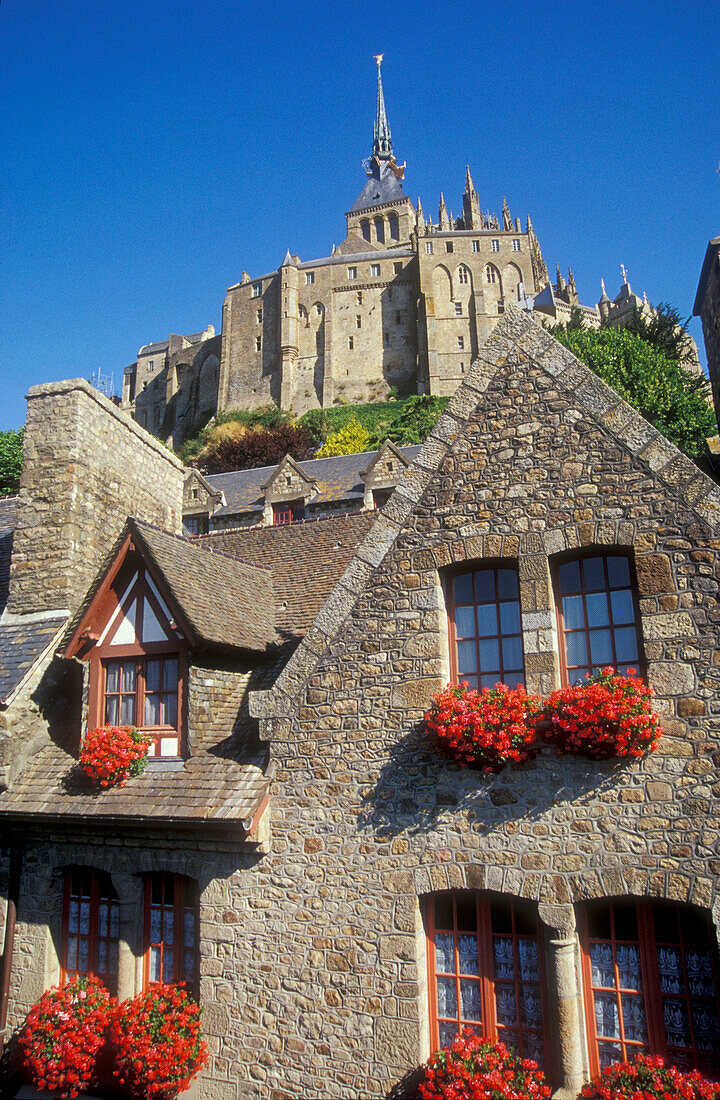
418 1034 551 1099
544 666 660 760
425 682 543 771
79 725 151 788
578 1052 720 1098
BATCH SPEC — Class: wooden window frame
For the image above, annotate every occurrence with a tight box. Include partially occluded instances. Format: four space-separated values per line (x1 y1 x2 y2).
61 869 119 993
552 550 645 688
87 568 188 758
143 873 199 994
272 501 304 525
579 899 720 1077
445 560 525 689
425 891 549 1065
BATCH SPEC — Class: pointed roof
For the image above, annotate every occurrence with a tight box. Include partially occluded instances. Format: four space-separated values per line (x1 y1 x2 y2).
373 54 392 159
464 166 476 194
250 306 720 724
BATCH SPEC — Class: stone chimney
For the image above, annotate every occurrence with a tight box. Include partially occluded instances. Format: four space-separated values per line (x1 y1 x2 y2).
7 379 184 617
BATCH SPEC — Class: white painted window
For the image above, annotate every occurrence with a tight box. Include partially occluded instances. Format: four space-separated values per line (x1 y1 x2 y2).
252 283 261 297
256 309 262 324
371 263 381 277
425 242 434 255
458 336 465 350
491 240 499 253
305 272 315 285
455 302 462 316
347 266 357 280
472 241 479 252
513 239 521 252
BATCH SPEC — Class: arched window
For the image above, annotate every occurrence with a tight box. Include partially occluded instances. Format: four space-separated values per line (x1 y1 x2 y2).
579 899 720 1076
447 564 524 689
61 869 119 992
553 552 643 684
144 873 199 993
485 265 497 284
426 892 547 1061
360 218 371 242
458 265 470 285
388 213 399 240
374 216 385 244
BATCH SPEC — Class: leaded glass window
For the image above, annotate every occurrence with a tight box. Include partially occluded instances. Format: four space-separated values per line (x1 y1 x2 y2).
144 873 199 993
62 870 119 992
449 565 524 689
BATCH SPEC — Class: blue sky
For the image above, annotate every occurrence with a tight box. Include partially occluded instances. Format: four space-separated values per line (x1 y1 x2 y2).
2 0 719 431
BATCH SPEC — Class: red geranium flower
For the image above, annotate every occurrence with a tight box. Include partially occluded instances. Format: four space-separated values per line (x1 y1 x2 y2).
578 1051 720 1098
425 682 543 771
544 667 660 760
80 725 151 787
418 1033 551 1099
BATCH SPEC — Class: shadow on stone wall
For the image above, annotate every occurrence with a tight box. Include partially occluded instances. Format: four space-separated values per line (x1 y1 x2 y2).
357 719 633 839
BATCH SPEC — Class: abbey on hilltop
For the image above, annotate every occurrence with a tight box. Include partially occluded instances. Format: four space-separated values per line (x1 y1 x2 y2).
121 60 606 446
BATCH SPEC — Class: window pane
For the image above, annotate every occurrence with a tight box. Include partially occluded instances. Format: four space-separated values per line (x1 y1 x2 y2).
121 694 136 725
144 694 161 725
562 594 585 629
437 976 458 1016
105 662 120 693
586 592 610 627
183 951 195 983
121 661 137 693
145 659 161 693
497 569 519 599
184 909 196 948
566 632 588 667
615 627 639 663
476 603 498 636
435 933 455 973
583 557 606 591
473 570 495 603
455 606 475 639
495 983 518 1026
607 556 631 588
458 935 480 975
478 638 500 672
164 692 178 729
457 640 477 675
499 602 521 633
610 589 635 625
589 629 613 665
559 560 581 593
460 979 482 1020
454 573 473 604
456 894 477 932
502 636 523 672
162 948 175 983
162 657 178 691
105 695 119 726
434 896 454 929
150 944 161 982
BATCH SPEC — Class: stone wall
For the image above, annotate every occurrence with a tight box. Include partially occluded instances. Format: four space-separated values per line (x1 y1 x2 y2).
697 242 720 432
7 380 184 616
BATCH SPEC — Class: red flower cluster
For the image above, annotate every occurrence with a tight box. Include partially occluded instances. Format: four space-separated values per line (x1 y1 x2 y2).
578 1052 720 1099
18 975 114 1098
426 683 543 771
545 667 660 760
418 1033 551 1100
80 724 151 787
109 982 209 1099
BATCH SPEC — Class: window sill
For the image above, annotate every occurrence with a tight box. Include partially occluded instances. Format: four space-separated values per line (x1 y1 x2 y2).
145 757 186 772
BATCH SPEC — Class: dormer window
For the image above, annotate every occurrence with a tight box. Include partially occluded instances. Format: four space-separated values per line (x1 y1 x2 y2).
273 502 304 525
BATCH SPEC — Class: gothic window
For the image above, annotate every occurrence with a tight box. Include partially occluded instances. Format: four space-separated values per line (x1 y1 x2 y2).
389 213 399 240
446 241 454 253
315 303 323 315
360 219 371 241
62 870 119 992
458 266 470 285
485 265 497 283
347 266 357 280
553 553 643 685
374 216 385 244
447 564 524 689
426 242 434 255
472 240 480 252
272 502 304 525
513 239 521 251
579 899 720 1077
426 892 546 1061
457 336 465 350
143 873 199 993
371 263 381 278
305 272 314 285
491 240 500 253
252 283 261 298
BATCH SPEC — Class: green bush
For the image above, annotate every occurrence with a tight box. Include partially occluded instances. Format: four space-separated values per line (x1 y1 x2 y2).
316 418 372 457
0 427 24 497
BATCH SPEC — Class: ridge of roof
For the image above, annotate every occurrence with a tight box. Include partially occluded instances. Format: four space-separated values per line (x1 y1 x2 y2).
249 305 720 724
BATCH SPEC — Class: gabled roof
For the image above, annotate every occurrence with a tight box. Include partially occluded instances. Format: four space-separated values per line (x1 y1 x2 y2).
64 518 277 657
249 306 720 725
203 447 421 518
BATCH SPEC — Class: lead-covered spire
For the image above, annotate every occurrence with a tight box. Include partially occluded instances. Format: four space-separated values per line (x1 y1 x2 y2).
372 54 392 159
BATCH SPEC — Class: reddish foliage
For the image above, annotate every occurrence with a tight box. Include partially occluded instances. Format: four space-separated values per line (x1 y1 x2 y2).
544 666 660 760
425 682 543 770
578 1052 720 1098
417 1033 551 1099
109 982 208 1099
19 975 115 1098
80 725 151 787
199 422 316 473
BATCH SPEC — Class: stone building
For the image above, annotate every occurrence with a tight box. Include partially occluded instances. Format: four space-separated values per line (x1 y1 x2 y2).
2 308 720 1097
695 235 720 428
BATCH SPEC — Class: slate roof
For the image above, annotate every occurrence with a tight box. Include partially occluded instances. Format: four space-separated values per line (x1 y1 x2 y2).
198 511 377 638
205 446 421 518
349 163 406 213
0 617 67 703
138 340 170 356
117 520 278 653
0 665 272 829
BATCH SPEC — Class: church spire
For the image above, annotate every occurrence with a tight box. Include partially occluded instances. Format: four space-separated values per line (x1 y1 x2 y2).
372 54 392 159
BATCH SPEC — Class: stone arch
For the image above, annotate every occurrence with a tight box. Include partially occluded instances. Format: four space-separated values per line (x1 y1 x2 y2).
388 212 399 240
431 264 453 312
360 218 371 242
503 261 524 302
455 263 473 290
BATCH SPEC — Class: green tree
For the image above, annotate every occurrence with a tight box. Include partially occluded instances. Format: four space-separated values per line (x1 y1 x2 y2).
316 417 371 457
0 427 24 496
551 326 714 460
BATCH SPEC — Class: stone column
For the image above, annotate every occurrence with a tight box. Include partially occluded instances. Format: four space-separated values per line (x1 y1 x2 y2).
112 872 142 1001
538 904 587 1099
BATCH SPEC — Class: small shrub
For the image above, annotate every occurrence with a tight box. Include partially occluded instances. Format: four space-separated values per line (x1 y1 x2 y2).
545 666 660 760
0 426 23 497
110 983 208 1099
19 975 115 1098
418 1033 551 1099
425 682 543 771
578 1052 720 1099
316 416 372 457
80 725 151 787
